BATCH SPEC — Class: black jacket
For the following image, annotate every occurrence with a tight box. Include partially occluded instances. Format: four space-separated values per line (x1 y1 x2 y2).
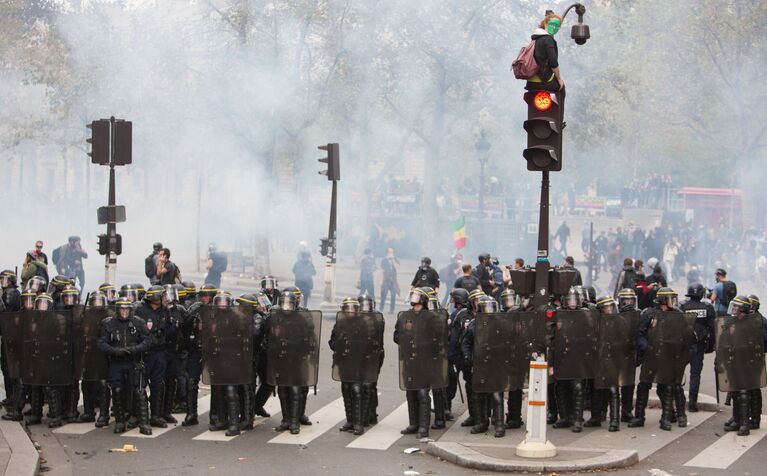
98 315 151 360
681 299 716 351
134 302 177 352
411 266 440 289
473 264 494 295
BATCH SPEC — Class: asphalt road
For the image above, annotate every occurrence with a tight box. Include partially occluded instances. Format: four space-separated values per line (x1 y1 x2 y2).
22 311 767 476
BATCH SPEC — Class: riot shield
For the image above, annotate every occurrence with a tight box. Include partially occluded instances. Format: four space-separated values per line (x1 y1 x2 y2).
553 309 599 380
640 310 696 385
715 314 767 392
266 310 322 387
21 310 74 385
397 309 449 391
0 311 24 379
595 310 640 389
75 306 111 381
331 311 384 383
200 306 254 385
473 313 518 392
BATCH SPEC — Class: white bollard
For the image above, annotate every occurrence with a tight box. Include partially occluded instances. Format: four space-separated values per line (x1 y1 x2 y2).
516 353 557 458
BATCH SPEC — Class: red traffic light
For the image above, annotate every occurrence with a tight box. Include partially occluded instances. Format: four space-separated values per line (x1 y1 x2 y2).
533 91 553 111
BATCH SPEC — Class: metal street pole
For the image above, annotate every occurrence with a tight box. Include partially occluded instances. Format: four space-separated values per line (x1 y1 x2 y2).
105 117 118 284
533 171 550 313
586 221 594 287
322 179 338 306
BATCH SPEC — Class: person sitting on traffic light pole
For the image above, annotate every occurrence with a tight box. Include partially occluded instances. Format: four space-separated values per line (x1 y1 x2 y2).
526 12 564 93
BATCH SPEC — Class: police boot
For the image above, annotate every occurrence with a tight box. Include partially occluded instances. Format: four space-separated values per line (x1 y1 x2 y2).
659 386 673 431
351 384 364 436
225 386 240 437
77 383 96 423
461 388 477 427
416 389 431 439
162 377 178 424
136 388 152 435
254 383 273 418
289 387 302 435
620 385 634 421
724 391 740 432
572 380 585 433
431 388 446 430
239 385 253 431
339 383 354 432
2 382 24 422
505 389 523 429
608 387 620 432
64 383 80 423
112 387 126 434
275 387 290 432
584 388 603 427
362 383 375 426
749 389 762 430
673 384 687 428
298 387 311 426
553 381 572 428
367 383 379 425
492 392 505 438
47 387 64 428
149 382 168 428
547 382 558 424
24 386 43 425
629 383 649 428
95 382 111 427
401 391 419 434
360 384 372 431
737 390 750 436
182 380 199 426
470 393 489 434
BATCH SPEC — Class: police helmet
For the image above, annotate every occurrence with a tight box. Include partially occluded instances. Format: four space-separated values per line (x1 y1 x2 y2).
21 290 36 310
477 296 499 313
0 270 17 288
162 284 179 305
61 284 80 306
145 285 164 304
119 284 138 303
596 295 618 314
88 291 107 308
685 283 706 300
748 294 760 313
450 288 470 307
34 293 54 310
278 290 299 311
617 288 638 311
26 275 47 294
99 282 117 302
655 287 679 308
48 275 72 295
173 283 187 300
115 299 133 318
133 284 146 301
341 297 361 313
213 291 233 308
420 257 431 267
468 289 487 312
282 286 303 306
409 288 430 307
260 276 278 291
358 293 376 312
236 293 258 308
564 287 582 310
199 284 218 300
182 281 197 298
727 295 752 316
478 253 491 262
500 288 518 311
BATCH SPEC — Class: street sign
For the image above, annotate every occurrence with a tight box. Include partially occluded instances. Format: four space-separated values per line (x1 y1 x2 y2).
97 205 126 224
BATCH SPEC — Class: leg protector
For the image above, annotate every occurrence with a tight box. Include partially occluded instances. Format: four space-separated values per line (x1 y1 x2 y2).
608 387 620 432
183 379 199 426
95 382 111 427
572 380 584 433
149 382 167 428
340 383 353 432
673 384 687 427
629 382 650 427
492 392 505 438
584 388 603 427
431 388 446 430
749 388 762 430
289 387 302 434
25 386 43 425
737 390 750 436
505 389 523 429
298 387 311 425
659 385 673 431
416 389 430 438
112 387 126 434
554 381 573 428
254 383 273 417
401 391 419 434
620 385 634 422
47 386 63 428
225 385 241 437
470 393 489 434
351 383 364 435
162 377 178 423
275 387 290 432
136 388 152 435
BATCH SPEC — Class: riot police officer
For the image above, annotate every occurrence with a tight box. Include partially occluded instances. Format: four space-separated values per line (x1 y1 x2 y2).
251 291 274 419
78 292 112 427
358 293 383 426
161 284 186 424
58 284 82 423
119 284 139 304
210 291 243 437
681 284 715 412
1 270 21 410
331 297 367 435
616 288 639 422
592 296 621 432
181 284 217 426
98 283 117 303
98 299 152 434
500 288 525 430
134 285 177 428
447 288 473 426
260 276 279 305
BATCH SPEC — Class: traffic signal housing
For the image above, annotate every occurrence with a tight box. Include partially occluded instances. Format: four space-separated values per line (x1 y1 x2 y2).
87 120 110 165
318 143 340 181
319 238 330 257
113 120 132 165
97 234 122 256
523 90 563 172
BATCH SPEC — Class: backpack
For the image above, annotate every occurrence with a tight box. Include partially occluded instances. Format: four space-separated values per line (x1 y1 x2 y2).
511 40 539 80
52 245 64 266
721 280 737 306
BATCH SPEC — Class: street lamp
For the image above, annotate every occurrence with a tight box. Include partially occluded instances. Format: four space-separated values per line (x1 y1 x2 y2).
561 3 590 45
475 131 491 218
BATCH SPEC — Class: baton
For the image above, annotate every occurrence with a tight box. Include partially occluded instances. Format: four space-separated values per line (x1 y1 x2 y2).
714 358 720 404
457 371 465 404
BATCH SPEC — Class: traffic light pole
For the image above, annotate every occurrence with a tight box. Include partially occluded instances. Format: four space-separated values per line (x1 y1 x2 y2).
105 117 118 284
321 179 338 307
533 171 550 314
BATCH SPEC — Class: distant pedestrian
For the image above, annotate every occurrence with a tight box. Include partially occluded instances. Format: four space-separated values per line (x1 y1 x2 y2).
380 248 400 313
359 248 376 297
21 251 48 289
709 268 737 316
556 221 570 256
57 236 88 290
453 264 480 293
33 240 48 265
292 251 316 307
145 242 163 285
205 243 228 289
156 248 181 285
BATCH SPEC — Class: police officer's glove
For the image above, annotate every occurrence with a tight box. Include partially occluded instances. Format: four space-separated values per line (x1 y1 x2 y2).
114 348 131 357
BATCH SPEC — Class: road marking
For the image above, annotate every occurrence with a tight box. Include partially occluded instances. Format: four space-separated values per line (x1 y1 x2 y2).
346 401 409 450
268 397 346 446
683 416 767 469
52 422 102 435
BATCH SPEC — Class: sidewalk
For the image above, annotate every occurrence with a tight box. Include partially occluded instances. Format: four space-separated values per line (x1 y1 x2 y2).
0 420 39 476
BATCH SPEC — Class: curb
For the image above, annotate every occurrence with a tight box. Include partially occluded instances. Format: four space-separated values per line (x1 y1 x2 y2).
0 421 39 476
426 442 638 473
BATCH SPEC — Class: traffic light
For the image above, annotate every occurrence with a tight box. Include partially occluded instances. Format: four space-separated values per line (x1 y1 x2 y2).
319 238 330 257
523 90 563 172
87 119 110 165
97 234 122 256
318 143 340 181
113 120 132 165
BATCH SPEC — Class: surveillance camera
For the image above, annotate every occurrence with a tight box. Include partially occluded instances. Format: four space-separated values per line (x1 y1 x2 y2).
571 24 590 45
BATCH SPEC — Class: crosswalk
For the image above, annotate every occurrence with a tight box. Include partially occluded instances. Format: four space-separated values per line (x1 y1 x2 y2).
38 390 767 470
